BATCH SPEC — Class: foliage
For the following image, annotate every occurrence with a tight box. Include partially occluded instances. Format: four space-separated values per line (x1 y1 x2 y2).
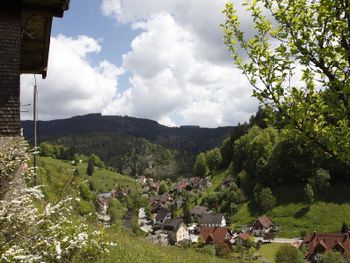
275 245 304 263
0 140 114 262
199 245 216 257
309 168 330 195
319 251 350 263
80 183 95 201
90 154 105 169
223 0 350 166
304 183 315 204
87 157 94 176
205 148 222 171
0 138 28 199
108 199 128 226
215 243 231 257
233 126 278 186
158 181 169 195
39 141 74 160
193 153 209 177
341 222 349 233
254 185 276 212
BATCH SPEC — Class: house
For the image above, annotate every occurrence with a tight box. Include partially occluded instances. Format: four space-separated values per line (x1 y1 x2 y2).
200 227 232 245
221 176 236 189
200 213 226 227
97 192 113 199
301 231 350 262
234 232 251 245
95 198 108 214
251 215 273 236
0 0 69 138
190 205 211 221
163 219 190 244
155 207 171 224
136 175 147 185
175 180 192 192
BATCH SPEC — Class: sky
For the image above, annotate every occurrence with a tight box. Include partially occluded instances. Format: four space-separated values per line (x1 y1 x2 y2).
20 0 259 128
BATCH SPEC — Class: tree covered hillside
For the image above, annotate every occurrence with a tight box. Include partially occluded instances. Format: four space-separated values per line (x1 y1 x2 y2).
21 114 237 179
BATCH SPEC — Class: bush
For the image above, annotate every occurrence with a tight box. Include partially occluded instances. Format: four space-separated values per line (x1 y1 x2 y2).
275 245 304 263
193 153 209 177
215 243 232 257
319 251 349 263
199 245 216 256
254 186 276 212
108 199 127 224
77 199 95 216
304 183 315 204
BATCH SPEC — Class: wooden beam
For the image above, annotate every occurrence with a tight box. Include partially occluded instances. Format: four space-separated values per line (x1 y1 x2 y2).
22 2 65 17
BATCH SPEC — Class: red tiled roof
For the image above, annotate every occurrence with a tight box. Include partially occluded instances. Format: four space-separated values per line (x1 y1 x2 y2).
200 227 231 244
303 232 350 259
238 232 250 241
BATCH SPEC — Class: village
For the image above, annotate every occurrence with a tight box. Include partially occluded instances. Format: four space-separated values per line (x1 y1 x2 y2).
94 175 350 261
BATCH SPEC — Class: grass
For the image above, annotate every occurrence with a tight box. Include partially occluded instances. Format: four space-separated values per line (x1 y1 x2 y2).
36 157 233 263
100 228 230 263
230 183 350 238
259 243 284 263
37 157 137 201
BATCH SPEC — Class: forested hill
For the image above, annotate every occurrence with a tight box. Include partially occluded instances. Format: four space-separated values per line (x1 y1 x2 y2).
21 114 235 179
21 113 234 153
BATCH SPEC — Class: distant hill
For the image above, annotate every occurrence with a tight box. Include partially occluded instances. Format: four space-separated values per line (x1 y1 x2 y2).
21 114 234 178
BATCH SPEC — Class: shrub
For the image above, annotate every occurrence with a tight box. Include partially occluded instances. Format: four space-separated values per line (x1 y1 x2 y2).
275 245 304 263
199 245 216 256
254 185 276 212
304 183 315 204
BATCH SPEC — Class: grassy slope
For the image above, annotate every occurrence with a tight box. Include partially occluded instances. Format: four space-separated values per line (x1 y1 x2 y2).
195 170 350 238
36 157 231 263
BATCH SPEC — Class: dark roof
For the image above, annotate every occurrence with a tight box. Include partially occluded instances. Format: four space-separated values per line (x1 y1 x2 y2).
156 208 170 221
97 192 112 199
303 232 350 259
19 0 70 77
191 206 209 216
163 219 185 232
254 215 273 228
200 213 224 225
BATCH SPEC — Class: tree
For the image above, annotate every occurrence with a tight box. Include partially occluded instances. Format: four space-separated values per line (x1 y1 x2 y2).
206 148 222 171
309 168 330 195
158 181 169 195
304 183 315 204
182 200 191 224
193 153 209 177
223 1 350 166
320 251 349 263
341 222 349 233
87 157 94 176
254 186 276 212
39 142 54 157
275 245 304 263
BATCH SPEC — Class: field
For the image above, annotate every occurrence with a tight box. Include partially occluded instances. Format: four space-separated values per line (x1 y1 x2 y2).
231 184 350 238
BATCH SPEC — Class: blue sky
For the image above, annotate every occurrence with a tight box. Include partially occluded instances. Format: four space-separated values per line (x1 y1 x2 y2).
21 0 258 127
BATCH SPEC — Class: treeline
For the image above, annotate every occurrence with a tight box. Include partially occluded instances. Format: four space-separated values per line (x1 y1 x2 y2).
39 141 105 169
193 108 350 213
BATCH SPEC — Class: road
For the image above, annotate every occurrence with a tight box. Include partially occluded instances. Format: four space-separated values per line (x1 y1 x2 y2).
255 237 302 246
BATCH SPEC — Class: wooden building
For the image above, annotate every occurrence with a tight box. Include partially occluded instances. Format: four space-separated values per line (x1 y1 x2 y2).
0 0 69 137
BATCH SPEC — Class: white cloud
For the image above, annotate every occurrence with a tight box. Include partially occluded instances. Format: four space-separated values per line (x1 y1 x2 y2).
21 35 123 120
102 13 258 127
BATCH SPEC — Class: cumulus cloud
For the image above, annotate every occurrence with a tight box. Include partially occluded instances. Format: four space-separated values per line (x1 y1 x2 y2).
101 1 259 127
21 35 123 120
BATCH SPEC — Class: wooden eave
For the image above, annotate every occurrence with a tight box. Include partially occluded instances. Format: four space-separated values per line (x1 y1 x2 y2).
20 0 69 78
